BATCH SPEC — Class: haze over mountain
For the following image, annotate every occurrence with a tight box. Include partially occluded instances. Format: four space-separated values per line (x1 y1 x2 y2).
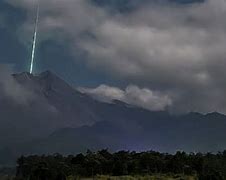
1 71 226 165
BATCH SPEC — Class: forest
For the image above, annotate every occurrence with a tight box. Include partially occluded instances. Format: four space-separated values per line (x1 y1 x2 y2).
5 149 226 180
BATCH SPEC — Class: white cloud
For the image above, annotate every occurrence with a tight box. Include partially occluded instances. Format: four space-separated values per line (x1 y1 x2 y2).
79 84 124 103
79 85 172 111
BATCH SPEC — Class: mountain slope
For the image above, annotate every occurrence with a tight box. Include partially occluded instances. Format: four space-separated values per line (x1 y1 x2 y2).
0 71 103 154
1 71 226 165
20 111 226 155
0 71 164 152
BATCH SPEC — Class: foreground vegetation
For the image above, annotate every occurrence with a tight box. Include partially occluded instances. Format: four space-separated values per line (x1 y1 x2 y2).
69 174 197 180
0 175 197 180
14 149 226 179
3 149 226 179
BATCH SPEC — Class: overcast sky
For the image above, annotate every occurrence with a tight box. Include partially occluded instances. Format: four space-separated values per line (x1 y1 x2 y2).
1 0 226 113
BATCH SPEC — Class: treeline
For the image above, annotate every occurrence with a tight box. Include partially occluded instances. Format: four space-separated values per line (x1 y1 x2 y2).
15 150 226 180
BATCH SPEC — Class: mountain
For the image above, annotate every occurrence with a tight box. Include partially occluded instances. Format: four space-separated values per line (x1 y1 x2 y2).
1 71 226 165
0 71 101 147
18 111 226 155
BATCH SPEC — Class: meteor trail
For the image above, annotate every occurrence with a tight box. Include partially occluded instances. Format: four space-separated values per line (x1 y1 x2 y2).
30 0 40 74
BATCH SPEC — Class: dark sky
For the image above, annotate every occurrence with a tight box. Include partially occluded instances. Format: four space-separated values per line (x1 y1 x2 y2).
0 0 202 86
0 0 118 87
1 0 226 113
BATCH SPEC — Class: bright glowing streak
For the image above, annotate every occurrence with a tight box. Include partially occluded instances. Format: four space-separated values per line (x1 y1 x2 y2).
30 0 40 74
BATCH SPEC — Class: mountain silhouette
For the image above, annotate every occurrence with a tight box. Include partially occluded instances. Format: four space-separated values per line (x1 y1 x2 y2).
1 71 226 165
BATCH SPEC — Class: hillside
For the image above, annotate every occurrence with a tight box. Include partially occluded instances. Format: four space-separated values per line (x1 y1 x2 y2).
1 71 226 165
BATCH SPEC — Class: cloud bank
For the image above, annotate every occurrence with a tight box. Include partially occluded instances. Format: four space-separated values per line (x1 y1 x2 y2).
6 0 226 113
79 85 172 111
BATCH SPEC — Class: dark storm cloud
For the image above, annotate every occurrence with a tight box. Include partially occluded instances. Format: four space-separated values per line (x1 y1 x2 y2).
6 0 226 113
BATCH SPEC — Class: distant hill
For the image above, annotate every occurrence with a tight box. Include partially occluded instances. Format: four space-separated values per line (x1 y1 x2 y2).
1 71 226 165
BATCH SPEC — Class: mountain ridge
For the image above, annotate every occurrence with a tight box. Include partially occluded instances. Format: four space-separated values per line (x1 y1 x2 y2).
1 71 226 165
